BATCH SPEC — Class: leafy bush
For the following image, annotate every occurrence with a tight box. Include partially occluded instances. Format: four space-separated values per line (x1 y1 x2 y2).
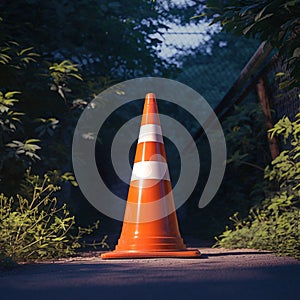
0 23 107 267
215 111 300 259
215 205 300 258
0 172 107 263
215 102 267 214
205 0 300 90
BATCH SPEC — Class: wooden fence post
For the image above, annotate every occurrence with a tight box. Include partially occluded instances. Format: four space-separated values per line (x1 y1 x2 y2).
256 76 280 160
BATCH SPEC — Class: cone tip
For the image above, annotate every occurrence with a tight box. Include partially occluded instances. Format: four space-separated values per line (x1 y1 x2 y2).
145 93 156 103
146 92 156 98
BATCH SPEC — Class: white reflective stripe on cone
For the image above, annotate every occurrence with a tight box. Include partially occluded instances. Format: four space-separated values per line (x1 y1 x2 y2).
138 134 163 144
131 161 170 181
138 124 163 144
139 124 162 137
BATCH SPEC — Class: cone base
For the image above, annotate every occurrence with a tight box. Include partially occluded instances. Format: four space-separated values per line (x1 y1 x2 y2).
101 248 201 259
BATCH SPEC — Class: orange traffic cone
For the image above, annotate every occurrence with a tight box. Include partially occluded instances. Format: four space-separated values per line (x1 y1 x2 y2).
101 93 200 259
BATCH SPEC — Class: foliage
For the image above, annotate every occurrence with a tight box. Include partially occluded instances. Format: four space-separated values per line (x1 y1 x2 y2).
6 139 41 161
0 1 199 259
220 101 268 203
0 25 83 192
0 91 21 113
176 31 259 107
34 118 60 137
0 0 182 79
0 25 105 263
0 42 39 70
0 75 80 192
266 111 300 197
49 60 83 102
224 102 268 170
215 111 300 259
194 0 300 259
0 87 41 188
0 0 186 195
205 0 300 90
215 207 300 258
182 100 269 240
0 171 107 263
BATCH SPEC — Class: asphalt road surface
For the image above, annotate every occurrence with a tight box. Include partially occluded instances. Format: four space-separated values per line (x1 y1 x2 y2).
1 248 300 300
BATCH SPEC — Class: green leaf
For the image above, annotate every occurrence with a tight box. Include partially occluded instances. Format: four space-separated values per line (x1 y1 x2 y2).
243 23 256 35
4 91 21 99
254 6 268 22
18 47 34 55
257 13 274 22
70 73 83 81
190 13 206 20
25 139 40 144
293 47 300 58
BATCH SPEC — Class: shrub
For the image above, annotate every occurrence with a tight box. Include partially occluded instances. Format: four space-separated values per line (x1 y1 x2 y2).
215 206 300 259
0 172 107 263
215 111 300 259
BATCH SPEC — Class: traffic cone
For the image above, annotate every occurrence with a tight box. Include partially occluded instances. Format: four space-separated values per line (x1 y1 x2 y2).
101 93 200 259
